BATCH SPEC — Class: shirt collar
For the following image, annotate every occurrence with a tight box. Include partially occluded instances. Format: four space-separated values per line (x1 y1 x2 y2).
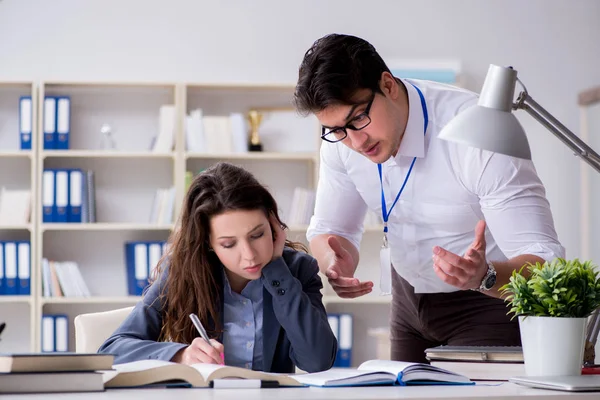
394 79 426 160
222 268 262 302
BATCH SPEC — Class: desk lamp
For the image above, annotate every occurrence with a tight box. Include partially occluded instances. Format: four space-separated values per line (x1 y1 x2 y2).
438 63 600 364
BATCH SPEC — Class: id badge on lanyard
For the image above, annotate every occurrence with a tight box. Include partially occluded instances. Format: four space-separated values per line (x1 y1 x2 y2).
378 83 428 295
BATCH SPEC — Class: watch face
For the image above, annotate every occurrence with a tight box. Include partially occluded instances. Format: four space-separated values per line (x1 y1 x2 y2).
485 273 497 289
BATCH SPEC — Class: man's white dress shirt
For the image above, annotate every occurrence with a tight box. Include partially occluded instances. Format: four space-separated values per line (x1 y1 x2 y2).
307 78 565 293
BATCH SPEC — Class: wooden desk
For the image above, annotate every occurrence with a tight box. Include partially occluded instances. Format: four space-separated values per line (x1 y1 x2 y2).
2 383 599 400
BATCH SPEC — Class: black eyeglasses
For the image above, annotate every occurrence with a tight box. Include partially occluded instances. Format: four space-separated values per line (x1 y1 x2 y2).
321 92 375 143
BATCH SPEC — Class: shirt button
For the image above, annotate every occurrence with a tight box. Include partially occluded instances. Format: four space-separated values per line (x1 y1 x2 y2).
241 300 247 305
271 280 280 287
245 363 251 369
246 321 252 328
247 341 253 349
277 288 286 296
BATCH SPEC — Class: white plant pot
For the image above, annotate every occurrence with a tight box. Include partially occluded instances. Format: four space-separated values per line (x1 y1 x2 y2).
518 315 587 376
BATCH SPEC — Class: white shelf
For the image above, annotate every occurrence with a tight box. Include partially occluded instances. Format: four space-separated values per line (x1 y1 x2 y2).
41 296 142 305
42 150 175 159
185 152 317 161
41 223 174 232
323 295 391 305
0 296 33 304
0 224 32 231
2 80 329 353
0 150 33 158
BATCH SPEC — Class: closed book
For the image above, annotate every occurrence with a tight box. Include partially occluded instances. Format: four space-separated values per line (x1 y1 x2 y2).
0 372 104 394
425 345 524 363
0 353 114 373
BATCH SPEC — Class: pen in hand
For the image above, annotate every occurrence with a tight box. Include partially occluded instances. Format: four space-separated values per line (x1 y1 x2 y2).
189 313 224 364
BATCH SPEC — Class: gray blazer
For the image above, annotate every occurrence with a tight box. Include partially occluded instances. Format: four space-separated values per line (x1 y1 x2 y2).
98 249 337 373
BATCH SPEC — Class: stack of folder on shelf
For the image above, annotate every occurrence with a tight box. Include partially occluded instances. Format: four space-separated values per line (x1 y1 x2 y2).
42 169 96 223
124 241 168 295
0 353 113 394
425 345 525 381
42 96 71 150
0 241 31 296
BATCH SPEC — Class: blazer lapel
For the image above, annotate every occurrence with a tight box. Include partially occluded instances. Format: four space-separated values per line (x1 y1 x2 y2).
261 287 280 372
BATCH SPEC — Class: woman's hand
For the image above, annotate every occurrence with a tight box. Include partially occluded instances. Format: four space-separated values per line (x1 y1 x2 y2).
171 337 224 366
269 213 286 261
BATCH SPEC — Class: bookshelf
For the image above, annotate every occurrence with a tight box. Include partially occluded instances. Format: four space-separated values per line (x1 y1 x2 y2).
0 80 389 366
0 81 37 352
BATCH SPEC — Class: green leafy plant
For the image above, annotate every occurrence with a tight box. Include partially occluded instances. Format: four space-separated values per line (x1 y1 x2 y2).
500 258 600 318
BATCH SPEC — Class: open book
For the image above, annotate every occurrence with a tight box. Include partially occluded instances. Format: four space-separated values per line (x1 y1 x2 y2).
293 360 473 387
103 360 304 388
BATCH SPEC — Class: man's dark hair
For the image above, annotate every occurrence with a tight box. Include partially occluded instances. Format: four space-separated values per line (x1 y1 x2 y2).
294 34 391 115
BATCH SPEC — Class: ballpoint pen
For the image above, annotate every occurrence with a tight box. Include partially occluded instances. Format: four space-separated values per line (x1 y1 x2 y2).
189 313 214 348
189 313 224 364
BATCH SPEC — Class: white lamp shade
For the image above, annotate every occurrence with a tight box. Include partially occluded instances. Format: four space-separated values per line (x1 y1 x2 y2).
438 103 532 160
439 64 533 160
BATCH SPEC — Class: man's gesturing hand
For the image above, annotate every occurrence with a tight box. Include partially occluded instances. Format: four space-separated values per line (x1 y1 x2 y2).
432 220 488 290
325 236 373 298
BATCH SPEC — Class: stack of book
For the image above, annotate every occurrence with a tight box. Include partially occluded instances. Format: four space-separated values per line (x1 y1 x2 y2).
0 353 113 394
425 345 525 381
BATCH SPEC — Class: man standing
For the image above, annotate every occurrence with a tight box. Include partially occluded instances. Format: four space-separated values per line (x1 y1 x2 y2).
294 34 565 363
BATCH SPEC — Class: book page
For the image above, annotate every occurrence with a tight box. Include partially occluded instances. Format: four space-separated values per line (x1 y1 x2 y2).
292 369 394 386
358 359 416 375
190 363 228 380
107 360 205 388
190 363 303 386
113 360 175 373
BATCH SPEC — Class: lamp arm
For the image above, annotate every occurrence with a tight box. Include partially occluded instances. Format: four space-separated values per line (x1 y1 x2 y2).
516 92 600 174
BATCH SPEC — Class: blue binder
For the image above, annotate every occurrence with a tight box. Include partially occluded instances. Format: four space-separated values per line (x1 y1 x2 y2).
68 169 83 223
3 242 17 296
0 242 4 295
41 314 55 352
42 169 55 223
16 241 30 296
55 96 70 150
54 169 69 223
336 313 353 367
43 96 56 150
125 242 150 296
19 96 32 150
53 314 69 352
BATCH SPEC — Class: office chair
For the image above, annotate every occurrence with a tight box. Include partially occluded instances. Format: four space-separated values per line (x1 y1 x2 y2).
74 306 134 353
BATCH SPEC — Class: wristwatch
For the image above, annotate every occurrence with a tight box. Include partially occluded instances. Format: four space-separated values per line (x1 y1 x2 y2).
475 261 497 292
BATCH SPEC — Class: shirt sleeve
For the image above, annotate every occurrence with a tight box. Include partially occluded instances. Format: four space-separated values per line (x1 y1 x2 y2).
306 142 368 251
458 146 566 261
97 268 187 364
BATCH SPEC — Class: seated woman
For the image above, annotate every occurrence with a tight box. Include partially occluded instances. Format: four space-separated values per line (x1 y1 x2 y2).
98 162 337 373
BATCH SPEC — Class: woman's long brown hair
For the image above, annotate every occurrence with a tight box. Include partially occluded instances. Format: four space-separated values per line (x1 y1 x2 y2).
154 162 307 344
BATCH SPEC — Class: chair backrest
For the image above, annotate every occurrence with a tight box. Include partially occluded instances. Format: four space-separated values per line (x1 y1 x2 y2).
74 306 134 353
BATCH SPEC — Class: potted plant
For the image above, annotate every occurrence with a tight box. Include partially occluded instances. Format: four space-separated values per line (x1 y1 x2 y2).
500 258 600 376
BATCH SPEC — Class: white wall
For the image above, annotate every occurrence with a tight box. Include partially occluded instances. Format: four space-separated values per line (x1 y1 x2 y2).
1 0 599 260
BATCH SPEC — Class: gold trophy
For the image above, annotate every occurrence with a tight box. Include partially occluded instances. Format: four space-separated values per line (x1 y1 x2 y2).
247 109 264 152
